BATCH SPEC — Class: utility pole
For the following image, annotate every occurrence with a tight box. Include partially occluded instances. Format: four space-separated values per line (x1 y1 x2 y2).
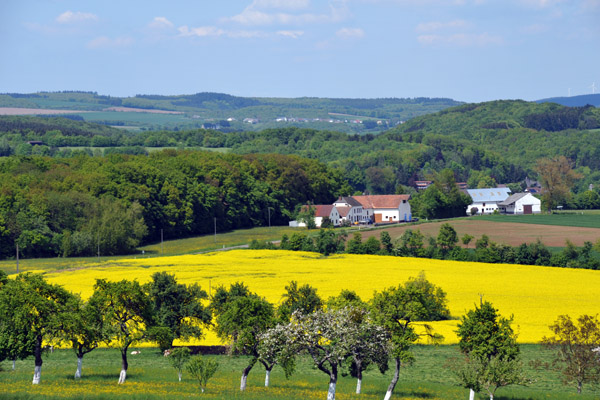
161 229 164 255
16 243 19 274
268 207 271 228
214 217 217 243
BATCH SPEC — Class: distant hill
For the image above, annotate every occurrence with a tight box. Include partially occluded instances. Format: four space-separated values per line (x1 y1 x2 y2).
2 99 600 196
536 93 600 107
0 91 462 133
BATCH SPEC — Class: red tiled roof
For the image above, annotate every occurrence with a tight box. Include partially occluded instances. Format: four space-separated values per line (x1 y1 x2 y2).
336 206 351 217
302 204 334 217
352 195 410 209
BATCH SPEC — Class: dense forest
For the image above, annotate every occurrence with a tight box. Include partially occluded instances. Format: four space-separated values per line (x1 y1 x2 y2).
0 152 350 259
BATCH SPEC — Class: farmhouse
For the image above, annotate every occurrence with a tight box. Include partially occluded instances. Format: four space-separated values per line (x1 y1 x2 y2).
466 188 512 215
498 192 541 214
332 197 367 224
292 194 413 227
352 194 412 223
292 204 341 228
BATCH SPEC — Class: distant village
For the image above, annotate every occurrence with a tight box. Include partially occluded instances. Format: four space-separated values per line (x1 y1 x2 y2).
201 116 405 130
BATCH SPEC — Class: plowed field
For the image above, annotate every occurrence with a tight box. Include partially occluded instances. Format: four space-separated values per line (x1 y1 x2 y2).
361 219 600 247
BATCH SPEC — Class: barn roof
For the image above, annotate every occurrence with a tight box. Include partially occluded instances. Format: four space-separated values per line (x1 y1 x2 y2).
352 195 411 209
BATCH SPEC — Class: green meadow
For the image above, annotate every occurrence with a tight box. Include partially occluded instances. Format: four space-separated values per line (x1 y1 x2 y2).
1 345 597 399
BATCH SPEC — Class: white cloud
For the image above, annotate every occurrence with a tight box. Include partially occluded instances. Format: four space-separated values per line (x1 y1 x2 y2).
226 0 348 26
87 36 134 49
418 32 504 46
252 0 311 9
336 27 365 38
416 20 467 33
178 26 225 37
178 25 265 39
277 30 305 38
56 11 98 24
514 0 564 8
148 17 174 29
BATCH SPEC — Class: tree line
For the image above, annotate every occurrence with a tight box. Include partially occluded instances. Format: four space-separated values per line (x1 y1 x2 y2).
0 151 350 259
263 223 600 270
1 271 598 398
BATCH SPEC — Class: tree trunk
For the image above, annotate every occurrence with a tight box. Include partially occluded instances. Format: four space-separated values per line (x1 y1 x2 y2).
469 389 475 400
265 368 272 387
240 372 248 391
118 350 129 384
577 380 582 394
12 359 16 370
178 371 182 382
240 359 256 391
32 335 43 385
383 357 401 400
326 364 338 400
356 363 363 394
75 356 83 379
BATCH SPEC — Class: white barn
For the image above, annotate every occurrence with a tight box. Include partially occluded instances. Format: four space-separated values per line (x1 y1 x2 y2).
498 193 541 214
466 188 512 215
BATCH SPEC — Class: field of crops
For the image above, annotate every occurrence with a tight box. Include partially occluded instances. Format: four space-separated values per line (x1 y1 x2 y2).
44 249 600 345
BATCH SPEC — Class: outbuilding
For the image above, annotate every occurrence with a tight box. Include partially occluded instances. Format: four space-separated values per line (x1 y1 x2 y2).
498 192 541 214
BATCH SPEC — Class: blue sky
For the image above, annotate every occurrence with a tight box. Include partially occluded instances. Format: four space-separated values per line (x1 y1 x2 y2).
1 0 598 102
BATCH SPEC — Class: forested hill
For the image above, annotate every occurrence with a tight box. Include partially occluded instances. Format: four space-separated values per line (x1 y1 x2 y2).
389 100 600 171
0 152 350 259
0 91 461 133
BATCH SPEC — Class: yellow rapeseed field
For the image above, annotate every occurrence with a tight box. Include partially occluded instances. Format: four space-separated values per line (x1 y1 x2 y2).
45 250 600 345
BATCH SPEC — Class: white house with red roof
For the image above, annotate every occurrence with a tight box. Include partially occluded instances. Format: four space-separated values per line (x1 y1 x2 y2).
292 194 412 227
352 194 412 223
293 204 341 228
332 196 367 224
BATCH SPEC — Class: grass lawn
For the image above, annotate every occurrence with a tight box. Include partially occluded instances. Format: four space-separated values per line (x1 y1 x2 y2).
476 212 600 228
0 226 303 276
1 345 596 399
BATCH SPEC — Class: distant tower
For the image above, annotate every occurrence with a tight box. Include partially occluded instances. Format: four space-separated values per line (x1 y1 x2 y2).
591 82 597 94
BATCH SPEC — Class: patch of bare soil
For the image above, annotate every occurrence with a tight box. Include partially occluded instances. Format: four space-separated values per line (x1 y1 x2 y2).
0 108 89 115
359 219 600 247
103 106 183 114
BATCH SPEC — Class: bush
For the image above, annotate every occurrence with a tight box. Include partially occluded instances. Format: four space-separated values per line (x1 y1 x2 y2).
186 356 219 393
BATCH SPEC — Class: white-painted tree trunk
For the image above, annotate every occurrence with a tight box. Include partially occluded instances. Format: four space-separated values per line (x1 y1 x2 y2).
12 360 16 370
490 394 494 400
468 389 475 400
356 377 362 394
327 381 336 400
240 373 248 391
118 369 127 384
178 371 182 382
384 389 393 400
265 369 270 387
32 366 41 385
75 356 83 379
